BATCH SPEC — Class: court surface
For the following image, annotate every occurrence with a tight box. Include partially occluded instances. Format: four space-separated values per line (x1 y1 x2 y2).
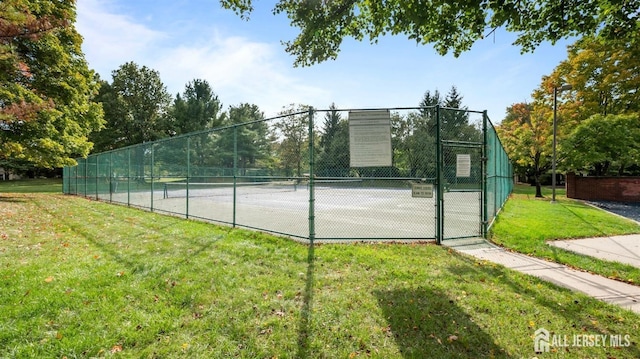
112 185 482 241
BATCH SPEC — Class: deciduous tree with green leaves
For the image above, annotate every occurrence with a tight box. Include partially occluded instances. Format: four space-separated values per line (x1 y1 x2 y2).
563 113 640 176
221 0 639 66
496 102 552 198
90 62 172 152
273 104 313 177
0 0 103 169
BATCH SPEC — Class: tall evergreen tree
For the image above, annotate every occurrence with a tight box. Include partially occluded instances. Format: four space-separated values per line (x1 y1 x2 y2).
317 103 349 176
169 79 225 136
215 103 274 173
442 86 480 142
319 103 341 150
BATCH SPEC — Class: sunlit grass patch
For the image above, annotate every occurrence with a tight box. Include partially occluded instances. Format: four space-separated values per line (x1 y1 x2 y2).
1 193 639 358
491 184 640 284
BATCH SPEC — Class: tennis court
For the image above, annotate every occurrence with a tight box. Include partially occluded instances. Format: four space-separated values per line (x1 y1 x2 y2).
64 106 511 244
106 180 481 241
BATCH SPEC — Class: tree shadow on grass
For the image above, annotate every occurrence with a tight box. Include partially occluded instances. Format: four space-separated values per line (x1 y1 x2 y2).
560 201 609 237
34 194 222 277
374 287 509 358
446 252 640 358
0 195 26 203
295 241 314 358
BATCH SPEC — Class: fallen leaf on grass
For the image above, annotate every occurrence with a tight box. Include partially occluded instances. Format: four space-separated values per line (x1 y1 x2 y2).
111 345 123 353
448 335 458 342
45 276 54 283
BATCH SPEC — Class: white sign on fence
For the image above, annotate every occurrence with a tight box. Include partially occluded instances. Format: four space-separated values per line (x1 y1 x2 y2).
456 154 471 177
411 183 434 198
348 110 392 167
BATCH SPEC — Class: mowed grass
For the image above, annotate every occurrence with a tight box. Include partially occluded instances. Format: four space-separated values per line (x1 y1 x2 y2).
0 178 62 193
491 184 640 284
1 191 639 358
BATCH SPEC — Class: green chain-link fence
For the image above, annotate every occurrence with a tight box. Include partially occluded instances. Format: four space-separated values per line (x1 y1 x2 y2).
63 106 512 243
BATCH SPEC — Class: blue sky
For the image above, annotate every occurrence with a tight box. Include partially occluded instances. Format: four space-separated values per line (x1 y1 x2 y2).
76 0 573 123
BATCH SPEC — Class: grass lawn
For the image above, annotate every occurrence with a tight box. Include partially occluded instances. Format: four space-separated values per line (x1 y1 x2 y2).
0 178 62 193
490 184 640 284
1 187 639 357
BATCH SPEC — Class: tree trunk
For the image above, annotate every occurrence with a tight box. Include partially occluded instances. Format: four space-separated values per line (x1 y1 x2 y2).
533 152 544 198
534 173 543 198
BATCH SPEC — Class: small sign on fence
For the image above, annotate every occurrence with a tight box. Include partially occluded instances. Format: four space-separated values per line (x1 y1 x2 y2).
411 183 434 198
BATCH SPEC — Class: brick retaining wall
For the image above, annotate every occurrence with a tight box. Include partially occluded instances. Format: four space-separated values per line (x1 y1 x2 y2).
566 173 640 202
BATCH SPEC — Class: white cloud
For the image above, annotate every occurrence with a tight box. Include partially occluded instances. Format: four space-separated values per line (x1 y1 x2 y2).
76 0 166 78
154 33 331 116
76 0 330 117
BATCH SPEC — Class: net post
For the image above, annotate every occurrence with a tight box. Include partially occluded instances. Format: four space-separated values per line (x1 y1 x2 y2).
435 105 443 245
308 107 315 243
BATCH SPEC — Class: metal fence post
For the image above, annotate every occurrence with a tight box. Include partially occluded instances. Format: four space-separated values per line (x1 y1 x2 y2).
127 148 131 206
84 158 88 197
186 136 190 219
482 111 489 238
151 144 154 212
308 107 315 243
109 152 113 203
233 126 238 228
435 105 443 245
95 156 99 199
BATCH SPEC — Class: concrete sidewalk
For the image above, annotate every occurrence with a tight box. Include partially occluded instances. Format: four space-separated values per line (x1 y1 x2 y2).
548 234 640 268
446 238 640 314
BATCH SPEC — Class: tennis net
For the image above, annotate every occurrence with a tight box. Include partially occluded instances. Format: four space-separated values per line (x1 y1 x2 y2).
162 180 298 199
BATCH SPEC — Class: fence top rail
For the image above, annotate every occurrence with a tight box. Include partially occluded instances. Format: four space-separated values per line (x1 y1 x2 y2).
69 105 495 166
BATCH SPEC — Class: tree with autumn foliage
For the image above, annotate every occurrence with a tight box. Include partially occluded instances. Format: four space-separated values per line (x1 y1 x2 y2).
533 35 640 176
536 36 640 126
496 103 553 198
0 0 103 170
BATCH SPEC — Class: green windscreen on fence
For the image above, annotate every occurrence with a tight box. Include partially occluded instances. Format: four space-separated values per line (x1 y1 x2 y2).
63 106 513 243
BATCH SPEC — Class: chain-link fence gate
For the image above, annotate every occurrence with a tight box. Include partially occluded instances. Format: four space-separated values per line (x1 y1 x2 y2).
63 106 512 244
